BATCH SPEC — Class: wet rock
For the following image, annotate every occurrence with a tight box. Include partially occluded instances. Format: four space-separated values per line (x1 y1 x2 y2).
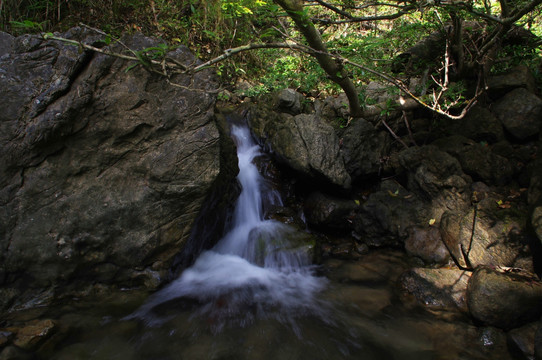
324 250 411 285
277 88 304 115
0 30 225 311
11 319 56 350
304 192 357 230
340 118 390 181
466 266 542 329
507 322 538 360
487 65 537 98
249 111 351 189
492 88 542 141
405 226 450 265
399 268 471 312
0 32 14 58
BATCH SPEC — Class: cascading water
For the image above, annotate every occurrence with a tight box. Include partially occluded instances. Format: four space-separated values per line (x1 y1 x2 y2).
130 123 327 330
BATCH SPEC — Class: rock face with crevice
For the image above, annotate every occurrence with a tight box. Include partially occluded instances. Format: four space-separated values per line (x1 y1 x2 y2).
0 29 228 311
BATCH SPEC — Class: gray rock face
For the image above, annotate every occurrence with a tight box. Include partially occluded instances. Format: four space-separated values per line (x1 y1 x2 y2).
467 266 542 329
340 118 390 181
250 111 351 189
433 136 514 185
440 197 527 269
492 88 542 141
0 30 225 311
353 180 428 247
303 191 357 229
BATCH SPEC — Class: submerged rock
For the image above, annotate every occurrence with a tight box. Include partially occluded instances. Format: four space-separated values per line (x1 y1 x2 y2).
0 29 225 311
399 268 471 312
466 266 542 329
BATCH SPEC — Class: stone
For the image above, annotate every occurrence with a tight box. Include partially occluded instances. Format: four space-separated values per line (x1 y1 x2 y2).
507 322 538 360
249 110 351 189
340 118 390 181
492 88 542 141
0 29 229 312
467 266 542 329
303 192 357 229
536 321 542 360
0 346 33 360
277 88 304 115
456 106 505 143
353 180 428 247
487 65 537 98
433 136 514 185
440 204 527 269
405 226 450 265
12 319 56 350
395 145 471 200
399 268 471 312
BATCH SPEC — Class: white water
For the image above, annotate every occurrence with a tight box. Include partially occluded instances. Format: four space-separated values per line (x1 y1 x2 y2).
130 124 327 329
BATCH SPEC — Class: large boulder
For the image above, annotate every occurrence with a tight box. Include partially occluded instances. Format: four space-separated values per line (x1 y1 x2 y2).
0 29 229 311
433 136 514 185
340 117 390 181
467 266 542 329
353 180 428 247
249 110 351 190
492 88 542 141
439 198 528 269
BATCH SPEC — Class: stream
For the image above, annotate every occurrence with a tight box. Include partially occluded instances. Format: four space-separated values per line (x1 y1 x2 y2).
15 121 514 359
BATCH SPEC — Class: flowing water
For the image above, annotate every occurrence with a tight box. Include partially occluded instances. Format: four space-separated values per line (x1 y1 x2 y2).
21 122 514 360
126 124 328 332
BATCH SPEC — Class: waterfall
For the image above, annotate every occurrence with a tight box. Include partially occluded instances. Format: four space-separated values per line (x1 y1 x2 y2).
129 122 327 329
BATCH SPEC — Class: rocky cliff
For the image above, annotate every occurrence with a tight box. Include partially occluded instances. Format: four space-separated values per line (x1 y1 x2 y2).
0 28 231 311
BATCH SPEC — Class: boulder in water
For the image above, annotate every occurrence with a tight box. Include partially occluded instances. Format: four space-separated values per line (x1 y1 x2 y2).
466 266 542 329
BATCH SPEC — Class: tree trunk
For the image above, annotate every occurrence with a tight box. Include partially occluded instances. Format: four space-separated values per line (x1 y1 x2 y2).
274 0 363 118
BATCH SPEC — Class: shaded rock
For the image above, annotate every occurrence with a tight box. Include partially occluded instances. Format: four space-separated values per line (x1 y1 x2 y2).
454 106 505 143
467 266 542 329
536 321 542 360
11 319 56 350
492 88 542 141
0 30 225 311
324 250 411 285
340 118 390 181
304 192 357 229
353 180 428 247
487 65 537 98
394 145 471 200
0 32 14 58
0 346 33 360
277 88 304 115
405 226 450 265
433 135 514 185
399 268 471 312
507 322 538 360
440 203 527 269
249 111 351 189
